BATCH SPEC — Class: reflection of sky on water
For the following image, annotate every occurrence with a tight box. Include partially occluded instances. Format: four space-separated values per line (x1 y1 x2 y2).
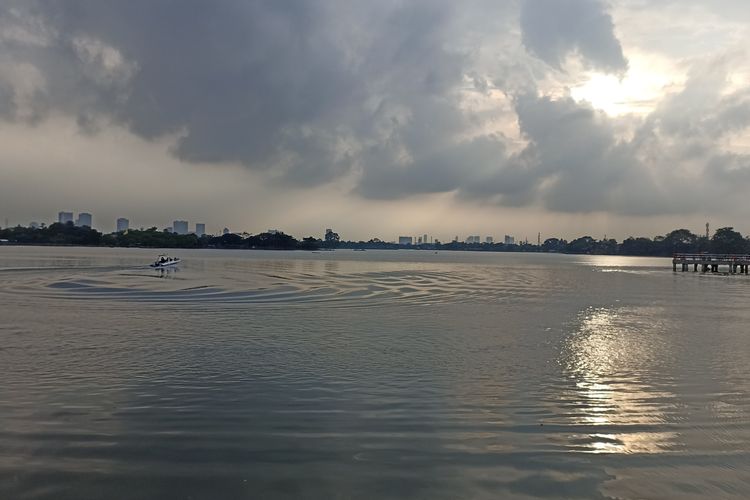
4 248 750 498
559 307 680 454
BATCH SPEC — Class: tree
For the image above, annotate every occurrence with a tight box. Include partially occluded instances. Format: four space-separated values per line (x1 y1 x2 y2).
620 237 657 256
323 228 340 249
711 227 746 254
595 238 618 255
566 236 596 254
541 237 567 253
299 236 321 250
663 229 698 255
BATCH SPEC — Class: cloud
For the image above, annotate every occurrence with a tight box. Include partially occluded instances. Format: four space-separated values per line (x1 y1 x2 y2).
359 134 510 200
520 0 628 73
0 0 499 186
1 0 750 229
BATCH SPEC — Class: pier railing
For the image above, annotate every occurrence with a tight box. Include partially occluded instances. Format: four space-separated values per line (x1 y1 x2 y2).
672 253 750 273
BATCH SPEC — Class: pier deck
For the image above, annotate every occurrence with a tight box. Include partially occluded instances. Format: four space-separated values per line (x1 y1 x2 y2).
672 253 750 273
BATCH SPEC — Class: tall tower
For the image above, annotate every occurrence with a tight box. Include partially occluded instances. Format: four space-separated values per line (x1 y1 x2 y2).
76 213 92 228
117 218 129 232
58 211 74 224
173 220 189 235
705 222 710 239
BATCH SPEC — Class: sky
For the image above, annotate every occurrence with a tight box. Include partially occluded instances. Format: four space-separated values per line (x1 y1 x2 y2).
1 0 749 241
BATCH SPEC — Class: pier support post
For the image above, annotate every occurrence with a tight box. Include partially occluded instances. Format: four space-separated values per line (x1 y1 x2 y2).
669 255 750 275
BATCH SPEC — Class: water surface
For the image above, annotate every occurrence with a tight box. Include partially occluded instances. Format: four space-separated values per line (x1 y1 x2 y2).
1 247 749 499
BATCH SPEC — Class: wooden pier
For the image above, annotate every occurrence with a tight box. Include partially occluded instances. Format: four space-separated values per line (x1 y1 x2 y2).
672 253 750 274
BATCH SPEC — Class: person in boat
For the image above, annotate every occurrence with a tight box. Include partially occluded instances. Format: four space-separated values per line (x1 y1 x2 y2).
160 256 166 263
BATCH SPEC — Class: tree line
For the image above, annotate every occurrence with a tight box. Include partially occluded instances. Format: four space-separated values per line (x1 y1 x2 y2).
417 228 746 256
2 223 749 256
0 223 320 250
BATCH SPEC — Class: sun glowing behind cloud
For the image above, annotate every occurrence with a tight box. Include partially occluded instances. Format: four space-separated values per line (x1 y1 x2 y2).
570 53 680 116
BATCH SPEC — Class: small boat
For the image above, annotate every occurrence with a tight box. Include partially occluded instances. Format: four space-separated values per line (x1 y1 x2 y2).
150 254 181 268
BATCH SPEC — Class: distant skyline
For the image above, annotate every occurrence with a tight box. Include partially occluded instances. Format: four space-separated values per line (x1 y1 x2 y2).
0 210 728 246
2 1 750 240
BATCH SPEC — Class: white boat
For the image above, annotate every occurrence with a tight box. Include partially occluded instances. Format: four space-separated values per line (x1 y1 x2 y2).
150 254 181 268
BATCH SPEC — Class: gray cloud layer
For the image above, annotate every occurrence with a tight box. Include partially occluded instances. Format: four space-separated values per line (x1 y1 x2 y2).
0 0 749 219
520 0 628 73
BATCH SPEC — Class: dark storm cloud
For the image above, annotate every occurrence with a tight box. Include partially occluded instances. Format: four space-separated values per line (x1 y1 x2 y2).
0 0 482 186
1 0 749 219
57 0 363 179
456 93 672 215
359 134 510 199
520 0 628 72
457 82 750 216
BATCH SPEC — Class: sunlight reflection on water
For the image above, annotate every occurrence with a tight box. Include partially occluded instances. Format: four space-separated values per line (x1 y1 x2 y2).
2 248 750 499
560 307 680 454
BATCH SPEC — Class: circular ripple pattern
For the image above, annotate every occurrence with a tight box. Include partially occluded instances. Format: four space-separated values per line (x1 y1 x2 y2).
3 248 750 499
0 260 574 308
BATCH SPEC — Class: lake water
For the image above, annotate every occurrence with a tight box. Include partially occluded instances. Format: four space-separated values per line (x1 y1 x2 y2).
1 246 749 499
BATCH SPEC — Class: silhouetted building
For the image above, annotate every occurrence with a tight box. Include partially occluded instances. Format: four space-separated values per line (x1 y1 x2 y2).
398 236 413 245
195 223 205 237
76 213 92 227
58 211 73 224
173 220 188 235
116 218 129 232
486 236 493 244
466 235 480 244
504 235 515 245
222 227 230 235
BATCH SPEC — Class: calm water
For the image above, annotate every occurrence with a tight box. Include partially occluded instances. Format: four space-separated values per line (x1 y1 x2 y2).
1 247 749 499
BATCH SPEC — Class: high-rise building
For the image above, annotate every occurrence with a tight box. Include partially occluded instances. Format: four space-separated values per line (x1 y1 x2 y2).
76 213 92 227
504 235 515 245
30 222 40 229
195 223 206 237
58 211 74 224
486 236 494 244
398 236 413 246
466 235 480 244
173 220 189 235
116 218 129 232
